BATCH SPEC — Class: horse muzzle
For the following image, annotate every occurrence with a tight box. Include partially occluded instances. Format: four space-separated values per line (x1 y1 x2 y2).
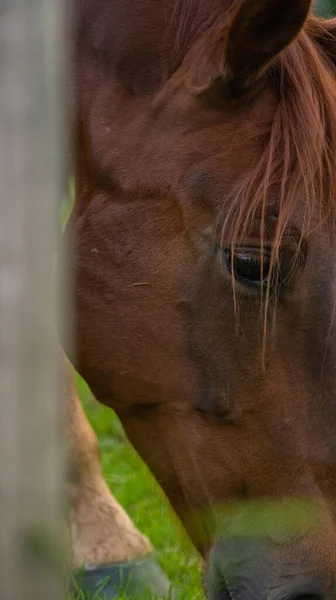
204 537 332 600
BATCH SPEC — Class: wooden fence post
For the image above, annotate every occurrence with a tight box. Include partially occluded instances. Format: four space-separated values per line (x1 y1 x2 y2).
0 0 66 599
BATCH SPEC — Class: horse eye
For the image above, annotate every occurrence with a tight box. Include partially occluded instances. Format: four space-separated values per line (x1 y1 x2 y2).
223 247 271 289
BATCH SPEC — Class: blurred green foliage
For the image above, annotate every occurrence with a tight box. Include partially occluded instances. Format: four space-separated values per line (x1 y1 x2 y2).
315 0 336 17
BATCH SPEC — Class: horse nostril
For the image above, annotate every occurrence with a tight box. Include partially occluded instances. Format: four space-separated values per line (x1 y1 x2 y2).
275 581 326 600
286 595 324 600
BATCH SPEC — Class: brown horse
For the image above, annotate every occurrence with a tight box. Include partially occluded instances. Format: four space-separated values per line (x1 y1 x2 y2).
65 0 336 598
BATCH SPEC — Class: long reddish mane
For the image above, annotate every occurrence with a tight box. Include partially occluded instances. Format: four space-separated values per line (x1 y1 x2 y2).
173 7 336 347
223 15 336 344
224 16 336 250
226 17 336 344
172 6 336 253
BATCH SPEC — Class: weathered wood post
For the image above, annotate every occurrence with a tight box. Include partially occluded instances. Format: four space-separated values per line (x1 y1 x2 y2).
0 0 66 598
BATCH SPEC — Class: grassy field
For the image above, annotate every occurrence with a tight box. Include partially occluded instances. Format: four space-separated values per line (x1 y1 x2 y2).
73 373 205 599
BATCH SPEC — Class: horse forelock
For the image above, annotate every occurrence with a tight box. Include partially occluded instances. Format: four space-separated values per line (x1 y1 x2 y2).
168 0 237 67
170 3 336 248
208 16 336 252
216 15 336 353
170 6 336 350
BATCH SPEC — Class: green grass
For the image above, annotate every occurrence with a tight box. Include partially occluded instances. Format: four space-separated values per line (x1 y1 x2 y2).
62 193 204 599
73 373 205 600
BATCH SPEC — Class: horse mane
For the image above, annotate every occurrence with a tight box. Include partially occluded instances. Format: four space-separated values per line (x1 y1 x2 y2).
218 14 336 351
222 15 336 255
172 7 336 350
168 0 236 67
171 5 336 252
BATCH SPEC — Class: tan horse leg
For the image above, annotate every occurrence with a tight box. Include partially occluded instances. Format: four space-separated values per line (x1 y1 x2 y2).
65 358 171 597
66 365 152 566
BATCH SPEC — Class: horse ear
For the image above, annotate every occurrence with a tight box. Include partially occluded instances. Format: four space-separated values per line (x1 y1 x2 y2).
225 0 312 89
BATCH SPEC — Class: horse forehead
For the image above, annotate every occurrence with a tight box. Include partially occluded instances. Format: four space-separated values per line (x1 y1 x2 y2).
74 0 236 80
179 103 276 191
74 0 234 43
